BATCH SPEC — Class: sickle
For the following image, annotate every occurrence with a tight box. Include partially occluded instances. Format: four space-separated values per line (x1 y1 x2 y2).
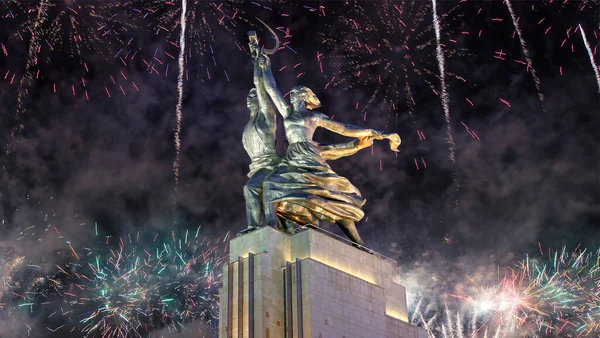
256 18 280 55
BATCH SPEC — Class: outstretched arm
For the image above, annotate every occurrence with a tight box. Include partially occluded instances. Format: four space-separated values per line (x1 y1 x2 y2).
314 113 401 152
313 112 379 138
320 136 374 161
259 53 291 119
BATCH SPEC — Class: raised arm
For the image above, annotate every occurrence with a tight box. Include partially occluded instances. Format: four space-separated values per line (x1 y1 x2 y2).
259 53 291 119
253 52 275 128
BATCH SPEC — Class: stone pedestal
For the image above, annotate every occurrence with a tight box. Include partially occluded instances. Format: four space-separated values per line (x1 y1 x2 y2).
219 226 428 338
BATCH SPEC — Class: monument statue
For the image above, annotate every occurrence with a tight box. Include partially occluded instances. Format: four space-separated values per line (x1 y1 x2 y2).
221 21 427 338
242 31 378 234
244 21 400 246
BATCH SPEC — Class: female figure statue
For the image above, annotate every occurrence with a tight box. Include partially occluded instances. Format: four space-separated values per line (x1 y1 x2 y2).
257 54 400 246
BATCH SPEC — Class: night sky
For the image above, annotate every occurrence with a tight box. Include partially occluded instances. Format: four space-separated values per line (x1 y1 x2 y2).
0 1 598 337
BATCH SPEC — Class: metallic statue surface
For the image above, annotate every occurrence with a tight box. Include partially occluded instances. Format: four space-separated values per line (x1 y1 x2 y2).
244 22 400 245
241 45 279 229
242 32 377 232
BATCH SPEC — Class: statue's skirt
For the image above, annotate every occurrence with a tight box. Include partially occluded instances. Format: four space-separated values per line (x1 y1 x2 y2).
263 141 365 224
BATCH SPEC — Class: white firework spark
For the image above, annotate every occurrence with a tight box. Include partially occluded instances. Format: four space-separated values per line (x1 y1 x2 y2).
505 0 547 114
579 24 600 93
172 0 188 205
431 0 455 165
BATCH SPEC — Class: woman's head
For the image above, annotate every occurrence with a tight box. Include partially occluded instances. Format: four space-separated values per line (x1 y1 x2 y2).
290 86 321 110
247 88 258 112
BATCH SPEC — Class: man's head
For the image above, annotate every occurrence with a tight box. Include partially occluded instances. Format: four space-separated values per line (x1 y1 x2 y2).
290 86 321 110
247 88 258 113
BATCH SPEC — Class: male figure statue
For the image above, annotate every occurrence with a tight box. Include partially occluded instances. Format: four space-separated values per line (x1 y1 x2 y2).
241 40 280 231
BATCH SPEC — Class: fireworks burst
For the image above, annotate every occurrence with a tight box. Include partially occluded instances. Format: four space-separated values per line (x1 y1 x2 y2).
1 0 151 150
409 245 600 337
317 0 472 179
130 0 253 82
1 1 147 95
319 1 469 127
2 226 226 337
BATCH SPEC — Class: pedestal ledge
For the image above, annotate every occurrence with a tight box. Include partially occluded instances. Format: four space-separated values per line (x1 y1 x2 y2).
219 226 428 338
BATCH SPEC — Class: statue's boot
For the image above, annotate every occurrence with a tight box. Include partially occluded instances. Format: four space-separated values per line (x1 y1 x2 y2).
355 244 374 254
336 219 372 254
284 219 297 234
275 217 296 235
304 221 319 230
238 226 258 236
336 219 363 245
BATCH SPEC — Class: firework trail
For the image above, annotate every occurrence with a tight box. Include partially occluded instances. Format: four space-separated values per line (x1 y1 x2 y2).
505 0 547 115
153 0 243 204
578 24 600 93
431 0 455 166
172 0 187 205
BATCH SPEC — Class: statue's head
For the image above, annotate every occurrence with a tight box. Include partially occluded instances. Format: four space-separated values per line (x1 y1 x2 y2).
247 88 258 112
290 86 321 110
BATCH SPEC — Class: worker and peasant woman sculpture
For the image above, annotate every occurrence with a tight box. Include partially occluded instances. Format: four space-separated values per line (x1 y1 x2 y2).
241 22 401 248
